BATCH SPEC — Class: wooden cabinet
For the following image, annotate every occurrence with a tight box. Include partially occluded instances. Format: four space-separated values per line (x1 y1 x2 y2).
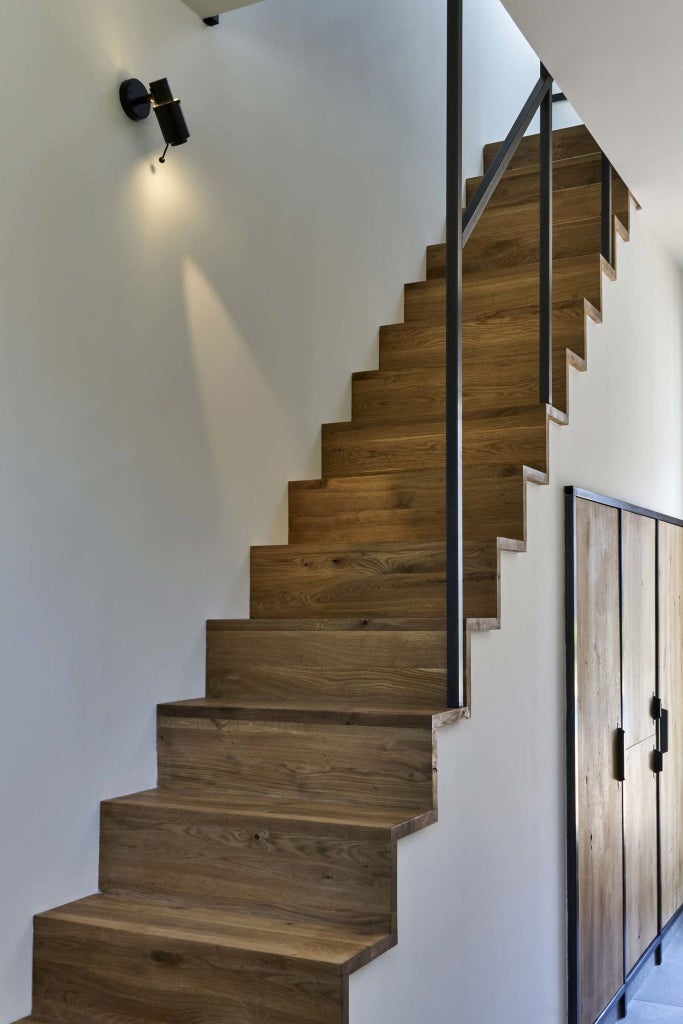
566 491 683 1024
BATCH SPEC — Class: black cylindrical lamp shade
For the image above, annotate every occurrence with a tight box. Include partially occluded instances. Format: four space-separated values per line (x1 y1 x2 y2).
150 78 190 148
154 102 190 147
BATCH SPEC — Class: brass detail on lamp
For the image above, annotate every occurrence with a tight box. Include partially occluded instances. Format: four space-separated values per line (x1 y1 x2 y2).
119 77 190 163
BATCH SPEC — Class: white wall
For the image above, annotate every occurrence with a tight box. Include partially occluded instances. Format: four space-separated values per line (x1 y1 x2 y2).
350 209 683 1022
501 0 683 263
0 0 544 1018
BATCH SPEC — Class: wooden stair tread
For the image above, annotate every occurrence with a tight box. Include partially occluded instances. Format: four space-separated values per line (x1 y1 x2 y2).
38 893 389 970
207 616 446 631
159 697 462 728
106 786 436 832
405 252 605 323
466 152 611 209
325 400 549 431
483 124 598 172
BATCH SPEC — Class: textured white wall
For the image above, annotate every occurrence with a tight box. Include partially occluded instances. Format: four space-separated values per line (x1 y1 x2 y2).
350 209 683 1022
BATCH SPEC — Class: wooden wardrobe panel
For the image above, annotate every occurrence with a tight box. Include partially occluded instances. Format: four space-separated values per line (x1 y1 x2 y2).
659 521 683 925
576 498 624 1024
624 736 658 971
622 511 656 748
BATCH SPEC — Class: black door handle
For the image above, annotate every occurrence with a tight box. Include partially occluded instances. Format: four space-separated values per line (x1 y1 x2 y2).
660 708 669 755
615 727 626 782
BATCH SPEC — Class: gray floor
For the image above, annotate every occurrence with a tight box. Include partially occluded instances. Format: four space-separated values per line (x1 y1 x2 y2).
627 918 683 1021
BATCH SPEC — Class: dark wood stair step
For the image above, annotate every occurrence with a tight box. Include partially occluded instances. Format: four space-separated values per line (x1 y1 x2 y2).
322 404 548 478
405 253 604 323
467 151 605 208
378 297 593 374
288 462 530 546
206 616 447 708
33 894 387 1024
249 537 505 621
428 182 629 279
157 695 437 812
289 468 446 544
483 123 598 173
99 788 416 932
250 538 448 619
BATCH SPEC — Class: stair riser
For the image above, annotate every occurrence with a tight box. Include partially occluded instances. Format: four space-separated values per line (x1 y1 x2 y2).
483 124 597 173
428 218 601 278
322 421 547 478
379 313 585 374
157 714 435 812
251 543 446 619
405 261 601 323
467 154 603 207
288 471 523 545
207 627 446 707
379 325 445 372
100 805 394 931
354 348 571 424
250 540 498 620
33 918 344 1024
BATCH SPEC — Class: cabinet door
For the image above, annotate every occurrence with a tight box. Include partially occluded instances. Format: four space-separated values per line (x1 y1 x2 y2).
575 498 624 1024
658 521 683 925
622 511 658 969
624 737 658 970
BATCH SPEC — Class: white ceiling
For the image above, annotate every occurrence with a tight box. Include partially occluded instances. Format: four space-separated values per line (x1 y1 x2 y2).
180 0 265 19
502 0 683 263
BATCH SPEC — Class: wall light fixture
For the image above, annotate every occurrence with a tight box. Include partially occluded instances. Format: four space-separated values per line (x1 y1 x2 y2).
119 78 190 163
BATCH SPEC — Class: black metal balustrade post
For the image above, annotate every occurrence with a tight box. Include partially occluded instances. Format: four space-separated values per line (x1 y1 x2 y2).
539 64 554 406
446 0 465 709
602 153 614 266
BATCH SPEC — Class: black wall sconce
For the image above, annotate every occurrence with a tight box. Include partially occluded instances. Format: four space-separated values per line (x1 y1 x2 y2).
119 78 190 163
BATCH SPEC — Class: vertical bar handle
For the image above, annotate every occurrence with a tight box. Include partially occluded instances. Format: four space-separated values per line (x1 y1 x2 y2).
660 708 669 755
615 727 626 782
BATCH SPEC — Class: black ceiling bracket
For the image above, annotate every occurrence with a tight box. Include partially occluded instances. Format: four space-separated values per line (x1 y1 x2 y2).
203 15 220 26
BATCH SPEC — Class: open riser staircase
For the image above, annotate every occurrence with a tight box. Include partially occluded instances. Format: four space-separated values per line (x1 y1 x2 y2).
12 123 633 1024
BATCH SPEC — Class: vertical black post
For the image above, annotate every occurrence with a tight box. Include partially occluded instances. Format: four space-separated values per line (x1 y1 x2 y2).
446 0 464 709
602 153 614 266
539 64 553 406
565 487 580 1024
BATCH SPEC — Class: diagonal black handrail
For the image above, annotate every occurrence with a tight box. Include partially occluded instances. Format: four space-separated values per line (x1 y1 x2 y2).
463 72 552 245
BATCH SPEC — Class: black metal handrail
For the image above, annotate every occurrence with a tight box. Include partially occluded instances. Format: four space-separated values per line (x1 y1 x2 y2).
446 0 615 708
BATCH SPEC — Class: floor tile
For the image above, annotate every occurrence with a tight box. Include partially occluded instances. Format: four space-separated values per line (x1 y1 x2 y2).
625 1002 683 1023
628 918 683 1021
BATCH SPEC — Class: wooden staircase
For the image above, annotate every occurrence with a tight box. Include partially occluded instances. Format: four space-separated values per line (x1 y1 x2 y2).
12 124 632 1024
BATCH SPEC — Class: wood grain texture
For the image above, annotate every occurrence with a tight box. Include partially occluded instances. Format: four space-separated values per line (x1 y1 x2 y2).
483 124 598 173
33 894 381 1024
157 705 435 813
250 539 447 619
322 405 548 479
467 152 605 208
100 793 396 931
658 521 683 924
289 470 446 544
429 208 602 279
624 736 658 972
622 511 657 747
250 537 503 621
405 253 603 323
207 618 447 707
575 498 623 1024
